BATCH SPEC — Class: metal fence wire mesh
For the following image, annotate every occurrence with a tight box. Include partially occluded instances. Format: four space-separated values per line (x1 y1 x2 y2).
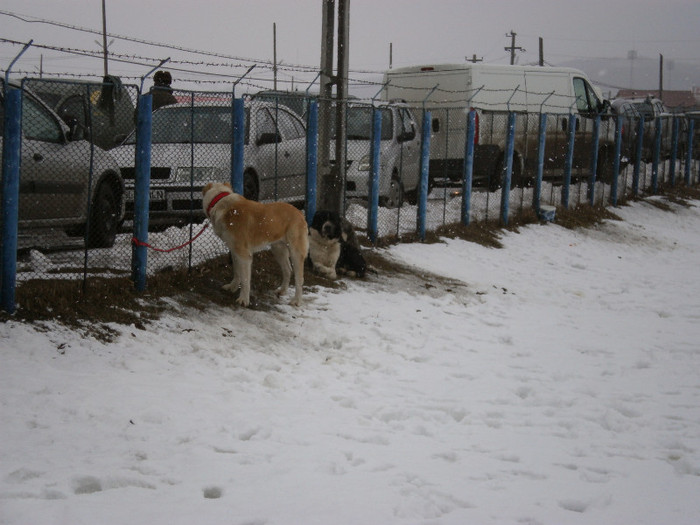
1 79 698 291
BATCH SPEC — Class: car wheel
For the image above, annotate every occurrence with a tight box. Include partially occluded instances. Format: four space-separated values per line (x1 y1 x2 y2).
243 171 259 201
381 175 404 209
87 182 119 248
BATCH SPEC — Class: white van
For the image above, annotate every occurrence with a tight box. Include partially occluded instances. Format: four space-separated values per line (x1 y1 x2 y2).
383 64 611 189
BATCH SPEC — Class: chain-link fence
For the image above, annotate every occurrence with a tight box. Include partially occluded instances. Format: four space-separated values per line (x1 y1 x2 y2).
2 78 139 286
1 78 699 305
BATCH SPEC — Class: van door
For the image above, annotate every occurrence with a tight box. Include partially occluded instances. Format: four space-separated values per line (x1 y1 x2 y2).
572 76 605 174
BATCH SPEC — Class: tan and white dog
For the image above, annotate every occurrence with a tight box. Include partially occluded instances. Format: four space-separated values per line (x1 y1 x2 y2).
202 182 309 307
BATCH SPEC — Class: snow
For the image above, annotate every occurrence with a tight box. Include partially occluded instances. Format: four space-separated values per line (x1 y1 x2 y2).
2 197 700 525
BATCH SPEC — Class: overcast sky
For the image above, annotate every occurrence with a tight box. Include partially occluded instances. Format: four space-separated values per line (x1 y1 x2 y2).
1 0 699 92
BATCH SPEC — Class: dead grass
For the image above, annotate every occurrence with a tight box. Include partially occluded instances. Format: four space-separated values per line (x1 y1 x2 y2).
2 186 698 340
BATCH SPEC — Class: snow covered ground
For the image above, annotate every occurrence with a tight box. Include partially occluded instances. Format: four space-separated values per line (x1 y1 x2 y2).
2 196 700 524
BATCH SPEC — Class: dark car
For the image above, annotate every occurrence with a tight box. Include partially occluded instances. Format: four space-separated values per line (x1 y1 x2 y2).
610 96 674 163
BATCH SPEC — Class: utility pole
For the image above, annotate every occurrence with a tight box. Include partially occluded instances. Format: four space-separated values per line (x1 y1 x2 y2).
659 54 664 102
317 0 350 215
466 54 483 63
101 0 109 77
505 31 524 65
273 22 277 91
539 37 544 66
318 0 335 213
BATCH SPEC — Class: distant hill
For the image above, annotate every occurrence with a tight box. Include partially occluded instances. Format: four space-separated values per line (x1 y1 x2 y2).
559 57 700 98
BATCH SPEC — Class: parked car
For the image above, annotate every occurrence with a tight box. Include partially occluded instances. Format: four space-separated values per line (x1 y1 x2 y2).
337 101 421 208
610 96 674 163
112 100 308 229
0 82 125 248
27 77 136 151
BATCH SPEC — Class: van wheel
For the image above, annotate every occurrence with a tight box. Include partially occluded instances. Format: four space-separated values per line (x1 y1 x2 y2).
381 175 404 209
243 171 259 201
87 182 119 248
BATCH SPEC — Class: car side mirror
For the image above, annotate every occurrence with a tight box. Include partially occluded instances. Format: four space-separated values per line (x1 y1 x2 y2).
257 132 282 146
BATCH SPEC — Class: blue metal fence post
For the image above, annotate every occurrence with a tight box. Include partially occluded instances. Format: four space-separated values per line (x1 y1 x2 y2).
533 112 547 214
1 87 22 314
500 112 516 225
588 115 600 206
670 117 679 186
686 119 695 186
367 106 382 244
417 110 431 240
610 114 623 206
231 97 245 194
632 117 644 196
132 93 153 292
562 114 577 209
651 117 662 193
461 109 476 226
305 99 318 224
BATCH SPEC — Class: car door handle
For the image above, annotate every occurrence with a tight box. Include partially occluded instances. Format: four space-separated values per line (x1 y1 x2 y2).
33 153 44 162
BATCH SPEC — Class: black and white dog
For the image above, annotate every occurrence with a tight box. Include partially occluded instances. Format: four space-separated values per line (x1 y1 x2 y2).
308 210 366 279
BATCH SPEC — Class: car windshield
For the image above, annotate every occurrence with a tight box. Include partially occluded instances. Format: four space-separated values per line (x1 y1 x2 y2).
124 105 241 145
331 106 393 140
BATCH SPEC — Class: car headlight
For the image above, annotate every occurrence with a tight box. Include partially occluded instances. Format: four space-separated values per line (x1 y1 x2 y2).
175 167 217 182
358 155 370 172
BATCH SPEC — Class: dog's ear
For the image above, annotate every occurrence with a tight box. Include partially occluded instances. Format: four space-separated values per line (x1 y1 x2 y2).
224 182 232 190
202 182 213 195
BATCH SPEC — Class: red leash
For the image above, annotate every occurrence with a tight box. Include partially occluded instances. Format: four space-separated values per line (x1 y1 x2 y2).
132 222 209 253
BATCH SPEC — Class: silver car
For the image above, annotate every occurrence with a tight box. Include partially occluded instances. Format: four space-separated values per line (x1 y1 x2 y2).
0 83 125 248
340 102 421 208
113 100 308 228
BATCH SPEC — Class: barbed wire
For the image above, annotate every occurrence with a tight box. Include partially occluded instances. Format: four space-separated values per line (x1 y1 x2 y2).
0 9 386 75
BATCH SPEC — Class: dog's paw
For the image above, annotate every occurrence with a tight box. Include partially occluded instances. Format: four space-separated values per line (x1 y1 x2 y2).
288 297 303 307
222 283 236 292
313 264 337 280
235 296 250 307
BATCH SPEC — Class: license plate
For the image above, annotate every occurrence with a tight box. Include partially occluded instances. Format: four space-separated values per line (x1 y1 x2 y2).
126 189 166 201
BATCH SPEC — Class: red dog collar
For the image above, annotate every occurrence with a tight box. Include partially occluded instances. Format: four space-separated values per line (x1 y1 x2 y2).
206 191 230 217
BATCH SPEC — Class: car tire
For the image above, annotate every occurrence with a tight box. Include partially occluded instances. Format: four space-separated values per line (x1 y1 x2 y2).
243 171 259 201
381 175 404 209
87 181 119 248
